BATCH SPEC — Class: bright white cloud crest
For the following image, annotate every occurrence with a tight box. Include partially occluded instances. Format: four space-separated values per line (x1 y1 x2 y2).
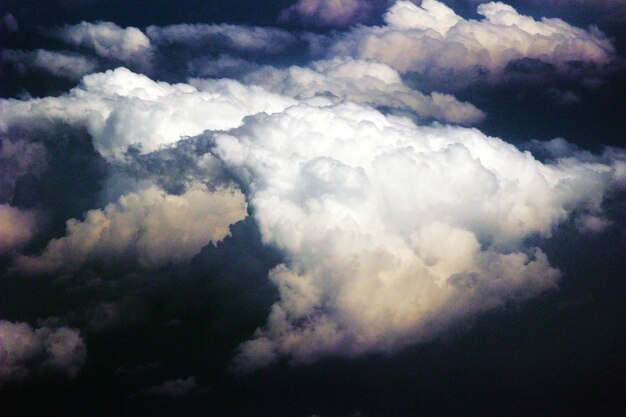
207 101 624 371
330 0 614 85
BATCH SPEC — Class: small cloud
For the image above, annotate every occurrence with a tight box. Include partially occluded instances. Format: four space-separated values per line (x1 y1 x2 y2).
145 377 198 397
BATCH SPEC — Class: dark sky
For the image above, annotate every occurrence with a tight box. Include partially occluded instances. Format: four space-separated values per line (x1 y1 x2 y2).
0 1 625 416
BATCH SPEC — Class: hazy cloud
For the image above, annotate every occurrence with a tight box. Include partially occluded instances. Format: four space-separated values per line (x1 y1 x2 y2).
2 49 98 80
0 320 86 383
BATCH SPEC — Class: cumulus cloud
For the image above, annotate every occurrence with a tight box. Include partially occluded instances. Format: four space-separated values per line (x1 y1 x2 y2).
244 57 484 124
1 13 18 33
2 49 98 80
196 101 626 371
146 23 297 55
0 320 86 382
279 0 380 27
53 21 152 65
0 205 40 255
0 67 296 161
329 0 615 87
16 182 247 273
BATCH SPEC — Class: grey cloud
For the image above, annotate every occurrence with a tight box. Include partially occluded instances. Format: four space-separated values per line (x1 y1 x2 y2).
2 49 98 80
0 320 86 383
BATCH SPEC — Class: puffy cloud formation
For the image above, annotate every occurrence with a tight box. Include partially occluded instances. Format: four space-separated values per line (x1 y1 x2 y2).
0 320 86 382
0 68 296 161
1 13 18 33
54 21 152 63
203 101 625 371
244 57 484 124
146 24 297 55
16 182 247 273
279 0 378 27
0 205 40 254
2 49 98 80
329 0 615 85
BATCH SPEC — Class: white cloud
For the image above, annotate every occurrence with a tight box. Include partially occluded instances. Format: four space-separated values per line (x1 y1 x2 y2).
244 57 484 124
329 0 615 87
16 182 247 273
201 100 625 371
0 320 86 382
3 49 98 80
54 21 152 64
0 67 296 162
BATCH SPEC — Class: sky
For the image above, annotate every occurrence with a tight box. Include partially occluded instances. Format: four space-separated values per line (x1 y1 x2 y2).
0 1 625 416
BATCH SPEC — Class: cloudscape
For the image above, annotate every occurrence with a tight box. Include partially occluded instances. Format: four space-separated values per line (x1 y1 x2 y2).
1 1 625 416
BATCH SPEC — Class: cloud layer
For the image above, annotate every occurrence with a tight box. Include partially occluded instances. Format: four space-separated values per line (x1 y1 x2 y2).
329 0 615 87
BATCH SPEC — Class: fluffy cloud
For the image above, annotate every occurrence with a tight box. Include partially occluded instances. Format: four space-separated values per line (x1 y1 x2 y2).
0 205 40 255
244 57 484 124
279 0 379 27
0 67 296 161
329 0 615 87
146 23 297 55
16 182 247 273
0 320 86 382
200 101 625 371
2 49 98 80
53 21 152 64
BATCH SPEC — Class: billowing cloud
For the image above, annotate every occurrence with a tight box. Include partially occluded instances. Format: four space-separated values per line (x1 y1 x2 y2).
197 101 626 371
329 0 615 87
0 205 40 254
146 23 297 55
2 49 98 80
16 182 247 273
279 0 379 27
0 320 86 382
244 57 484 124
53 21 152 64
1 13 18 33
0 67 296 161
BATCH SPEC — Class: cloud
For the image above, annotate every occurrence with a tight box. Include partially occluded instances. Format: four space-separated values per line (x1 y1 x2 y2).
0 67 296 162
146 23 297 55
328 0 615 87
0 320 86 383
244 57 484 124
0 137 47 203
196 100 626 371
1 13 18 33
16 182 247 273
145 376 198 397
278 0 381 27
0 205 40 255
53 21 152 65
2 49 98 80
